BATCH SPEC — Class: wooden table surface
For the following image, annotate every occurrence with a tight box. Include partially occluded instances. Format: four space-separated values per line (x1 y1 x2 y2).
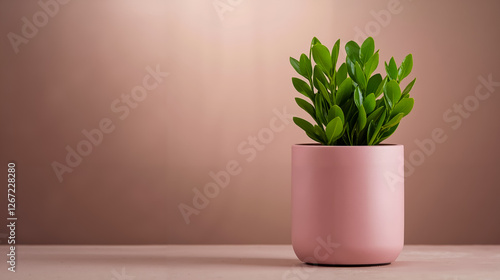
1 245 500 279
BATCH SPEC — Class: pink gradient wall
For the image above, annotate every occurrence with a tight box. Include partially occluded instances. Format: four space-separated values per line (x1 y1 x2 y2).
1 0 499 244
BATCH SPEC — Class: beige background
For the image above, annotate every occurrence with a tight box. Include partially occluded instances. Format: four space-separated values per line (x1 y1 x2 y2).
0 0 499 245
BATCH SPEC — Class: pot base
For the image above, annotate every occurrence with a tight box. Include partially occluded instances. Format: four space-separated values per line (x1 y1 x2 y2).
305 262 392 267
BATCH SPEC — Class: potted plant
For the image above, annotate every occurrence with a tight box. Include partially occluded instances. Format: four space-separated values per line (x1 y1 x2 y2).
290 37 415 265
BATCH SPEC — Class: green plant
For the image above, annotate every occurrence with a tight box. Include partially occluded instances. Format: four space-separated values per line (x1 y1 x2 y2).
290 37 415 145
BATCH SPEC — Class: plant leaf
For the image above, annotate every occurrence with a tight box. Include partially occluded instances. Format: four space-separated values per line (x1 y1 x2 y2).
331 39 340 74
382 113 404 129
366 121 375 145
402 77 416 96
366 121 374 146
366 106 385 125
364 51 379 78
346 58 356 82
317 81 332 106
293 117 315 136
376 123 399 144
312 44 333 76
299 54 312 80
295 98 316 121
354 87 364 108
335 63 347 86
313 125 327 144
366 73 382 95
363 93 376 114
311 37 321 47
344 125 353 145
326 117 343 144
312 65 327 94
290 57 302 76
385 57 398 80
375 98 385 110
336 77 353 105
391 98 414 118
360 37 375 65
345 100 358 129
314 91 327 126
345 41 360 64
397 54 413 81
357 105 367 131
292 77 313 99
354 61 367 90
305 132 322 143
368 110 386 145
374 76 387 98
327 105 345 124
384 80 401 108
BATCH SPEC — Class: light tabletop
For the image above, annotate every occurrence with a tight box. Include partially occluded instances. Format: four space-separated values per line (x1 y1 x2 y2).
1 245 500 279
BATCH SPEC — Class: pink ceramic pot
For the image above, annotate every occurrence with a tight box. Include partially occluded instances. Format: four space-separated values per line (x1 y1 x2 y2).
291 144 404 265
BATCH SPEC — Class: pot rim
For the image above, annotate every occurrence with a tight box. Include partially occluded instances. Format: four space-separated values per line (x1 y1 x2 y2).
293 143 403 148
